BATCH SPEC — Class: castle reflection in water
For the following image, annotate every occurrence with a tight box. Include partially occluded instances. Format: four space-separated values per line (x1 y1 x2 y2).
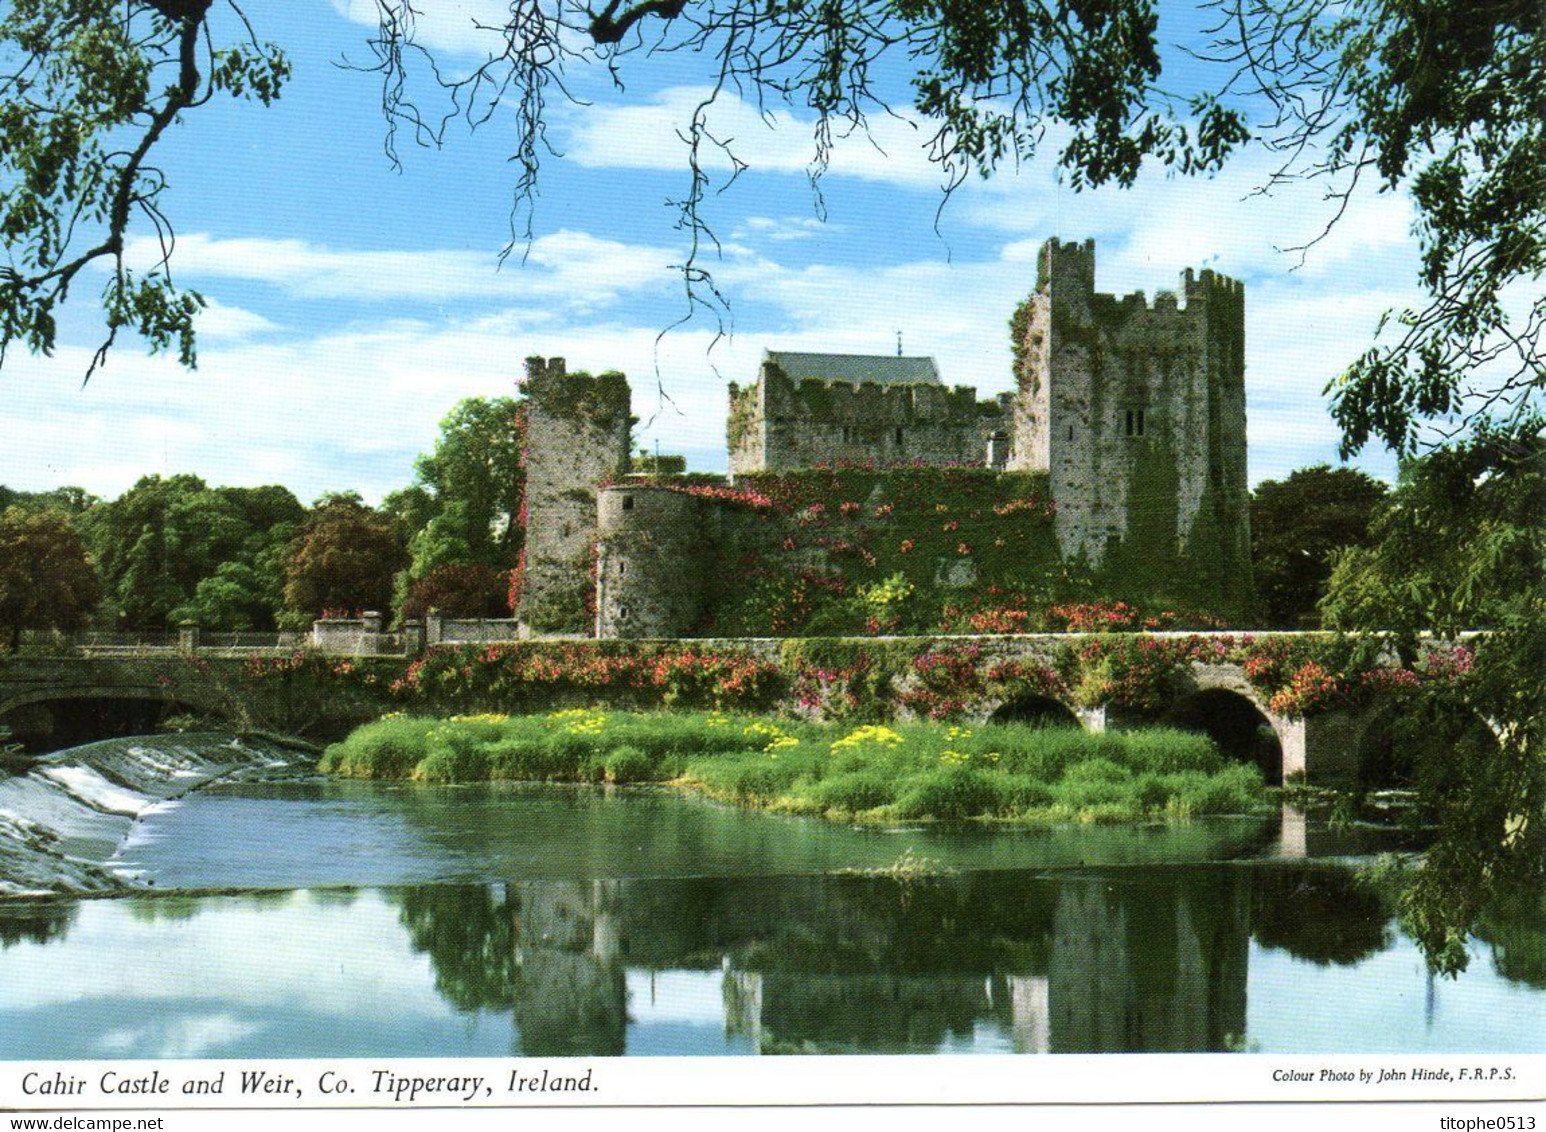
393 866 1388 1056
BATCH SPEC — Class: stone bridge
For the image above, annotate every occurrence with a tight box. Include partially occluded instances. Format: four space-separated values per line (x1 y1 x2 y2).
0 655 249 752
0 633 1466 786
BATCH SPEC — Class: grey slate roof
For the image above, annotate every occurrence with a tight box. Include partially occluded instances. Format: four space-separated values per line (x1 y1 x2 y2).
764 350 943 387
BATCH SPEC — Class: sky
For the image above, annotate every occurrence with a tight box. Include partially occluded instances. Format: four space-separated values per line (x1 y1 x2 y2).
2 0 1424 505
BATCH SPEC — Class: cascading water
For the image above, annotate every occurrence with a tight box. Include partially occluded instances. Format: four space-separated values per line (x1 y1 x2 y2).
0 734 295 895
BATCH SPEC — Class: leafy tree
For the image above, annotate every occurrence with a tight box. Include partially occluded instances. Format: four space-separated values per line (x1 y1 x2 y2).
400 563 512 623
381 484 442 544
0 485 99 515
1320 421 1545 975
0 506 102 648
1250 466 1388 628
410 398 526 571
171 560 276 631
1321 423 1543 635
283 493 408 617
390 397 526 621
0 0 287 378
76 475 303 628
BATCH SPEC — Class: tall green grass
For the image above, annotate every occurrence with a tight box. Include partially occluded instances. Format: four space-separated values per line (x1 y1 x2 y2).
320 709 1267 823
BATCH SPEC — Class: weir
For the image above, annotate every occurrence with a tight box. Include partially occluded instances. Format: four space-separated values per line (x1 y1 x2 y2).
0 734 290 895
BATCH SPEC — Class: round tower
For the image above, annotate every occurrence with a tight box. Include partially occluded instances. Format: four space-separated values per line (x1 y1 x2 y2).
595 485 707 639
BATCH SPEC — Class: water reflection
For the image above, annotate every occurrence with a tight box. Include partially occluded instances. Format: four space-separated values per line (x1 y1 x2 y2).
1 864 1540 1059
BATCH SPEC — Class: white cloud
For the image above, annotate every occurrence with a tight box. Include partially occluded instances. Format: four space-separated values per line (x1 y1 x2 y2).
0 892 465 1023
96 1013 266 1059
195 300 279 342
733 216 836 243
328 0 516 57
981 145 1418 292
124 230 678 311
560 86 951 192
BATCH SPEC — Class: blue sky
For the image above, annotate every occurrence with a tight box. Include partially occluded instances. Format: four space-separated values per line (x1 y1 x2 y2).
3 0 1422 504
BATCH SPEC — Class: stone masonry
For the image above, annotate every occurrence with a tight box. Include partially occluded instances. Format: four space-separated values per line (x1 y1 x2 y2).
573 237 1250 636
1011 238 1249 575
517 357 632 636
728 352 1015 474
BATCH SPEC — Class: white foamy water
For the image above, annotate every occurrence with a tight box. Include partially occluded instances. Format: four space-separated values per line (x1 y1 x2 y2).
40 765 161 816
120 745 205 779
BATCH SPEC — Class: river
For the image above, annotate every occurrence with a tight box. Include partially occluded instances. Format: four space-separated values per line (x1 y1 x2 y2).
0 734 1541 1059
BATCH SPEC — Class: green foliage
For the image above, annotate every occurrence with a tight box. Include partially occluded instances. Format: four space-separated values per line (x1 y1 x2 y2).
319 714 439 778
323 709 1267 825
0 505 102 647
1251 466 1389 629
1307 0 1544 454
602 745 654 784
77 476 303 629
226 651 399 737
392 642 785 714
1316 424 1546 976
173 561 281 632
400 563 511 622
0 485 98 515
283 494 408 618
1322 423 1543 635
700 464 1251 634
409 397 526 572
0 0 288 379
708 468 1068 633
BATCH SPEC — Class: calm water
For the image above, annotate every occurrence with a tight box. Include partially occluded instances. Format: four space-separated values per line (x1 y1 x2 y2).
106 777 1425 888
0 768 1541 1059
0 870 1541 1058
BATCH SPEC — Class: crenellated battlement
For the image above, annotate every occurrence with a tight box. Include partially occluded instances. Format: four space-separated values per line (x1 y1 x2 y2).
730 357 1013 476
1010 238 1250 603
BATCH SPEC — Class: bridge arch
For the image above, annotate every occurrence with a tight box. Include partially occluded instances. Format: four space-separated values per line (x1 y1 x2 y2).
1351 698 1501 789
0 686 228 752
1160 687 1284 783
986 694 1082 729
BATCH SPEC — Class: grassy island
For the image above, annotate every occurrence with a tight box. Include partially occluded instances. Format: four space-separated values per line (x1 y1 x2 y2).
321 709 1267 824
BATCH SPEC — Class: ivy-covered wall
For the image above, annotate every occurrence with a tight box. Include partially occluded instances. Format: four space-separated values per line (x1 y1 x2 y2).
1009 238 1254 618
517 357 633 635
597 465 1252 638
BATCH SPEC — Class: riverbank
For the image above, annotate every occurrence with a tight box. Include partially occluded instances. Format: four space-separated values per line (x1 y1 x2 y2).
321 709 1267 824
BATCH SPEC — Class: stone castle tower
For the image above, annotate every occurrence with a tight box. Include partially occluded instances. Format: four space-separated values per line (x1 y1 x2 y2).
1011 238 1249 582
517 357 632 636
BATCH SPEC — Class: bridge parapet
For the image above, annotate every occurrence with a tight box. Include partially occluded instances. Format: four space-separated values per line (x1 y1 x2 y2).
0 631 1451 786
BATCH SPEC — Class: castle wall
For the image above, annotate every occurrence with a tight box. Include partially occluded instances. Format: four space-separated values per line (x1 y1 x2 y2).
594 468 1063 639
1012 239 1250 596
517 357 632 636
729 363 1013 475
595 486 710 639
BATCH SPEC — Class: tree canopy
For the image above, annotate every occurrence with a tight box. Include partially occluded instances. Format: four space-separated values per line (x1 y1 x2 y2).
1318 419 1545 974
283 493 408 618
0 505 102 648
76 474 304 628
1321 421 1544 635
406 397 526 575
1250 465 1388 628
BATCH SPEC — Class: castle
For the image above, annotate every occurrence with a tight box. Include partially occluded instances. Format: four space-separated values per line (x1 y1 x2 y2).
514 238 1251 639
